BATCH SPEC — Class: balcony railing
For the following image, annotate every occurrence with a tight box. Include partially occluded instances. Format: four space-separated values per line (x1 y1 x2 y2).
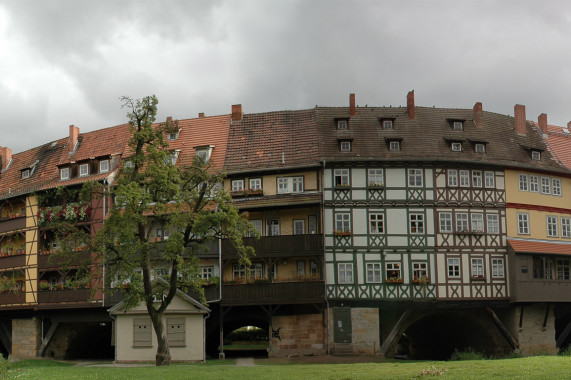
221 280 324 306
38 288 93 304
0 254 25 268
0 292 25 305
38 251 91 269
222 234 323 258
0 216 25 234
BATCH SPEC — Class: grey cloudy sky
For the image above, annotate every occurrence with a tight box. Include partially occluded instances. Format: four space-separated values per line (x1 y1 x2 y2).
1 0 570 153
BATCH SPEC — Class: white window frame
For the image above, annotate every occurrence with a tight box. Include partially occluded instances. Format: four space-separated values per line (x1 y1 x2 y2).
334 169 350 187
552 178 562 196
519 174 528 191
337 120 348 129
492 258 505 278
277 176 304 194
547 216 558 237
250 219 263 237
385 262 401 281
409 213 424 234
472 171 482 188
389 141 400 151
60 167 70 180
231 179 244 191
408 169 423 187
487 214 499 234
366 263 381 283
456 213 469 232
383 120 393 129
541 177 551 194
475 143 485 153
99 159 109 173
471 213 484 233
167 130 180 141
412 262 428 281
532 150 541 160
485 171 495 188
562 217 571 238
369 213 384 234
453 121 463 130
529 175 539 192
518 213 530 235
447 169 458 187
337 263 353 284
165 151 179 165
439 212 452 233
249 178 262 191
21 169 30 179
451 142 462 152
459 170 470 187
368 168 384 187
79 163 89 177
293 219 305 235
335 212 351 233
471 257 484 278
199 266 214 280
340 141 351 152
447 257 461 278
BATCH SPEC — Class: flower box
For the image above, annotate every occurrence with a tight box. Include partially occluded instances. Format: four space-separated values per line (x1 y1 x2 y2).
412 276 430 284
334 230 351 236
368 183 384 188
246 189 264 196
385 279 403 284
471 276 485 281
230 190 246 198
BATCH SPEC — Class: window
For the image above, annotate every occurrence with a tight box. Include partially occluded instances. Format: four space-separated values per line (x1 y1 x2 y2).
532 150 541 160
492 258 505 278
439 212 452 233
413 262 428 281
369 213 384 234
518 174 528 191
487 214 499 234
471 213 484 233
293 219 305 235
385 263 401 281
231 179 244 191
133 318 152 347
79 163 89 177
447 258 460 278
547 216 558 237
451 142 462 152
268 219 280 236
382 120 393 129
337 263 353 284
337 120 348 129
368 169 384 186
334 169 350 187
250 219 263 237
541 177 551 194
453 121 463 130
408 169 423 187
308 216 317 234
310 260 319 276
340 141 351 152
232 263 263 280
21 169 30 179
366 263 381 283
297 261 305 277
475 144 486 153
167 318 185 347
529 175 539 192
472 171 482 188
409 213 424 234
335 213 351 233
277 176 304 193
459 170 470 187
99 160 109 173
471 258 484 278
124 160 134 169
456 213 469 232
60 167 70 180
517 213 530 234
199 266 214 280
552 178 562 196
249 178 261 191
389 141 400 151
485 171 495 188
447 169 458 187
562 217 571 238
195 147 212 163
557 259 570 280
164 151 179 165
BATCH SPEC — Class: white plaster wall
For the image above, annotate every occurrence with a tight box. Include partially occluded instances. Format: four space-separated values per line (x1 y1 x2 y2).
386 209 407 235
386 168 405 187
325 263 335 285
352 209 367 234
352 169 366 188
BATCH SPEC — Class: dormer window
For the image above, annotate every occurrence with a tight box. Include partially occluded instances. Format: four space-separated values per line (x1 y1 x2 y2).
124 160 134 168
381 119 394 129
60 167 70 180
21 169 30 179
532 150 541 160
389 141 400 151
337 120 348 129
99 159 109 173
195 145 214 163
164 151 180 165
340 141 351 152
453 121 463 130
451 142 462 152
475 143 486 153
167 130 180 141
79 163 89 177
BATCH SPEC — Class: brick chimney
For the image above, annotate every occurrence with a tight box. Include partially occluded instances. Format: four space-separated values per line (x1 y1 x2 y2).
198 113 205 118
349 93 356 116
538 113 548 134
473 102 483 128
231 104 242 122
0 147 11 170
69 125 79 152
407 90 415 119
514 105 526 135
166 116 172 123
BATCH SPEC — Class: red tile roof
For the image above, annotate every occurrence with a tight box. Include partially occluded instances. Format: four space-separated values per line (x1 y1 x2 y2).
59 124 131 165
540 123 571 170
508 239 571 256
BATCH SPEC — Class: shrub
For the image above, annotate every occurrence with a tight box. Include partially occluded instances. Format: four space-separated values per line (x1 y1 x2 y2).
226 327 268 342
449 347 487 361
559 346 571 356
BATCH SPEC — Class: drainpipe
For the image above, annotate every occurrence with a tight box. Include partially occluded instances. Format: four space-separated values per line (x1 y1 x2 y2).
203 311 210 363
109 314 117 363
321 159 330 355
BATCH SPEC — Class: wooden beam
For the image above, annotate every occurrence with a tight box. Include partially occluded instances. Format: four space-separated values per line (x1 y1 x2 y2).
485 307 519 350
38 322 59 357
379 309 411 358
556 322 571 348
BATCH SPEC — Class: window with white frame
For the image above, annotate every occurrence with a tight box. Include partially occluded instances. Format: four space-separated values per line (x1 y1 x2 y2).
440 212 452 233
519 174 528 191
368 169 384 186
459 170 470 187
99 159 109 173
335 212 351 233
277 176 304 193
562 217 571 238
21 169 30 179
487 214 499 234
471 213 484 233
231 179 244 191
472 171 482 187
60 167 70 180
310 260 318 276
448 169 458 187
485 171 495 188
337 263 353 284
297 260 305 277
249 178 262 191
199 266 214 280
471 258 484 278
529 175 539 192
369 213 384 234
408 169 423 187
382 120 394 129
268 219 280 236
409 213 424 234
412 262 428 281
337 120 348 129
475 144 486 153
195 147 213 163
532 150 541 160
518 213 530 234
334 169 350 187
366 263 381 283
453 121 463 130
79 163 89 177
389 141 401 151
340 141 351 152
552 178 562 196
385 262 401 281
451 142 462 152
557 259 570 280
250 219 263 237
447 257 460 278
293 219 305 235
492 258 505 278
456 213 469 232
541 177 551 194
164 151 179 165
232 263 263 280
547 216 558 237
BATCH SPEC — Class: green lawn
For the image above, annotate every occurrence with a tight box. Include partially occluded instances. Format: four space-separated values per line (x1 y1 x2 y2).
4 356 571 380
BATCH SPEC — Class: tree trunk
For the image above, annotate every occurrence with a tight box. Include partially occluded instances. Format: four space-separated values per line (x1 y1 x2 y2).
149 310 171 366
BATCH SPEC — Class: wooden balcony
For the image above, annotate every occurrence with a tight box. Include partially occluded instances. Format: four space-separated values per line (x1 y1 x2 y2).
222 234 323 259
221 280 324 306
0 215 25 234
0 254 25 269
513 280 571 303
38 289 93 304
0 292 25 305
38 251 92 269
